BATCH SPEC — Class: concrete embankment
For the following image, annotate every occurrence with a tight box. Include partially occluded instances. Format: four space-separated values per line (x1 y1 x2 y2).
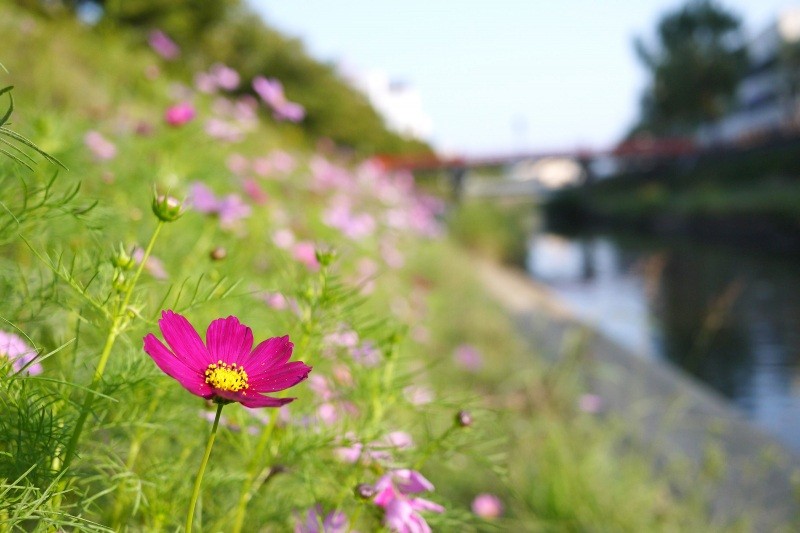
475 259 800 531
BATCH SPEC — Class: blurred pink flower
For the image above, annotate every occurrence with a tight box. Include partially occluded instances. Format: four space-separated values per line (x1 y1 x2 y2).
404 385 433 405
188 182 219 214
351 340 381 367
194 72 217 93
270 150 297 173
242 178 268 205
316 402 339 425
133 247 169 280
323 199 376 240
307 374 334 402
272 228 296 249
292 241 319 271
252 76 305 122
148 30 180 60
188 182 251 229
204 118 245 142
84 131 117 161
263 292 288 310
454 344 483 372
310 156 351 190
0 330 41 375
578 393 603 414
471 493 503 519
217 194 252 228
209 63 240 91
380 240 405 269
353 258 378 295
294 505 348 533
324 327 359 350
164 102 196 127
374 470 444 533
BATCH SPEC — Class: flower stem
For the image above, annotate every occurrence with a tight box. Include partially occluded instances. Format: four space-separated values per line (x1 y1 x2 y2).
61 220 164 472
230 411 278 533
186 403 224 533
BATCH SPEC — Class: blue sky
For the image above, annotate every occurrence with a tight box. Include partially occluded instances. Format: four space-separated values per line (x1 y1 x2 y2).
251 1 799 156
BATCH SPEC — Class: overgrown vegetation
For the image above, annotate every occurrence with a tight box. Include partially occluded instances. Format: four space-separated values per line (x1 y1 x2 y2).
0 2 763 531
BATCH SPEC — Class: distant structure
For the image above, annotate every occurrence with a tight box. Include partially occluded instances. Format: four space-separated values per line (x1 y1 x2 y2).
698 7 800 145
344 67 433 141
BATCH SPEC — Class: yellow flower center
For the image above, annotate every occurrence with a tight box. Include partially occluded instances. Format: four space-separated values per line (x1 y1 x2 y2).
204 360 249 392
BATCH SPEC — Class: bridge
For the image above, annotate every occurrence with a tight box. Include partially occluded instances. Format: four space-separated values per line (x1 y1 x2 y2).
376 137 698 201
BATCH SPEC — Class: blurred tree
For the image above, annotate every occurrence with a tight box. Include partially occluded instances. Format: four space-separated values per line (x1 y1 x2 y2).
634 0 747 136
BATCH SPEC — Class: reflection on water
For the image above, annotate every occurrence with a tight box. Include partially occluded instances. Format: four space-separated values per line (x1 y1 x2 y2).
527 232 800 451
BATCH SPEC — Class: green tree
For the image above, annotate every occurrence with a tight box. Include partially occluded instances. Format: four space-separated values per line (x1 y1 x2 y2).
634 0 747 135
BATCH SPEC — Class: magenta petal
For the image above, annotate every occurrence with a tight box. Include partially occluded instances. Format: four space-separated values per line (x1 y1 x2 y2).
409 497 445 514
159 310 209 370
215 389 295 408
243 336 293 375
248 361 312 393
143 334 211 397
206 316 253 365
394 470 435 494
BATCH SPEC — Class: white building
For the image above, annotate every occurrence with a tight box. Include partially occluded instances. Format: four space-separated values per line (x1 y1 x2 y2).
342 66 434 141
698 7 800 145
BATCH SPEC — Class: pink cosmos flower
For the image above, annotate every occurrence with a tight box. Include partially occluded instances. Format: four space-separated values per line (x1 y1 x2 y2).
209 63 240 91
148 30 180 60
84 131 117 161
143 310 311 408
272 228 296 249
242 178 268 205
374 470 444 533
263 292 288 310
252 76 305 122
404 385 433 405
194 71 218 94
0 330 41 375
578 393 603 414
471 493 504 519
292 241 319 271
188 182 252 229
204 118 245 142
454 344 483 372
294 505 348 533
132 247 169 280
164 102 196 126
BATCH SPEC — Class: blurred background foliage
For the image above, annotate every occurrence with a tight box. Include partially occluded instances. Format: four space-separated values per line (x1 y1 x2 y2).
9 0 432 157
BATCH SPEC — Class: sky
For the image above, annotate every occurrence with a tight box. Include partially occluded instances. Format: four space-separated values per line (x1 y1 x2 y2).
251 0 800 157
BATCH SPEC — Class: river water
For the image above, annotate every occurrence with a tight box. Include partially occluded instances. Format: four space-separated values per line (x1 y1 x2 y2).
526 230 800 451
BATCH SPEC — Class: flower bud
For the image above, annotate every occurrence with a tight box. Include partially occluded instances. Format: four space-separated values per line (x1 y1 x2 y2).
210 246 227 261
151 192 184 222
354 483 376 500
315 248 336 268
111 244 135 270
455 410 473 428
112 271 130 293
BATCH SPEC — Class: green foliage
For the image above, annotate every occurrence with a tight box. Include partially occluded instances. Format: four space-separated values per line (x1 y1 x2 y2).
634 0 747 135
446 200 534 267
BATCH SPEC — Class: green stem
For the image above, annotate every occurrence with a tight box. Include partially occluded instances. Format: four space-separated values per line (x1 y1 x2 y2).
230 411 278 533
186 403 224 533
61 221 164 472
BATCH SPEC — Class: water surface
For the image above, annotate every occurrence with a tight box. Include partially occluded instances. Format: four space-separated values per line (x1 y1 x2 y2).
527 230 800 450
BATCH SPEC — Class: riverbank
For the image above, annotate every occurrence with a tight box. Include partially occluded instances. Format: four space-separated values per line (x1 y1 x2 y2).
474 257 800 531
544 137 800 256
